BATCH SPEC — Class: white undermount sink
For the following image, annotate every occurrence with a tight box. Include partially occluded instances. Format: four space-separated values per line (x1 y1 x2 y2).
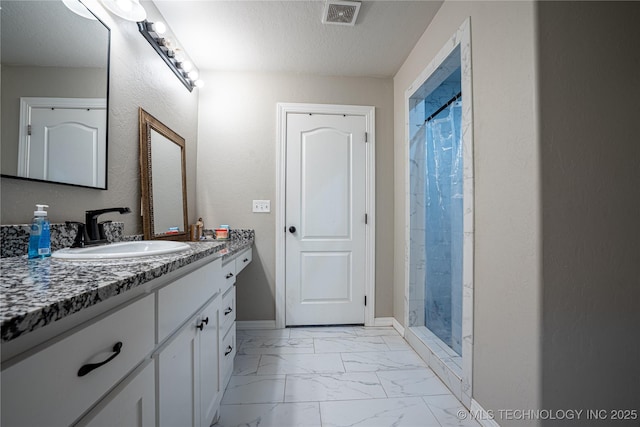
52 240 190 260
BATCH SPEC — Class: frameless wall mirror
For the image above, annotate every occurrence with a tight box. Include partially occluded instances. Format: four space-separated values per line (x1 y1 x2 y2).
0 0 110 189
139 108 188 241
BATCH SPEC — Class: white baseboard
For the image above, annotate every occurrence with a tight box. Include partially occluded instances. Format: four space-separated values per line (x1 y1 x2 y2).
373 317 405 336
238 319 404 333
470 399 501 427
236 320 277 330
373 317 393 327
392 318 405 336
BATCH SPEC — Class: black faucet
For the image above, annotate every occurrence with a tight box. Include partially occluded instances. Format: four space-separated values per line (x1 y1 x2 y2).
66 221 90 248
85 207 131 242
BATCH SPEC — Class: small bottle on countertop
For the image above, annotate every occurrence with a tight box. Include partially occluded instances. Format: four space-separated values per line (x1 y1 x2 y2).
196 217 204 240
28 204 51 259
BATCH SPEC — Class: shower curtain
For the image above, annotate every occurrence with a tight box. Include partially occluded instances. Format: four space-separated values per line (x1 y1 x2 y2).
410 101 463 355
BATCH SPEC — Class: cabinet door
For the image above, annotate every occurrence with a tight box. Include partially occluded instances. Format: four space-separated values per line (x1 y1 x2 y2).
199 296 221 427
157 321 199 427
79 361 155 427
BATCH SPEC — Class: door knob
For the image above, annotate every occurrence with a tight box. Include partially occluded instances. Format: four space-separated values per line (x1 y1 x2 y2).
288 226 296 234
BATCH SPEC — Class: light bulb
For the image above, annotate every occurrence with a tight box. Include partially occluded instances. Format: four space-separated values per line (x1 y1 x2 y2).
181 61 193 72
194 79 205 88
174 51 185 63
188 70 199 80
154 21 167 35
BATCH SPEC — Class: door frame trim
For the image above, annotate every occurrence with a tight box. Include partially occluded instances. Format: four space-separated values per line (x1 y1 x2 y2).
275 103 376 329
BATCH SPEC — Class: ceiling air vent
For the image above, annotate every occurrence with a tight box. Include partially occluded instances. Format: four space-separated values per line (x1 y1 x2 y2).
322 0 361 26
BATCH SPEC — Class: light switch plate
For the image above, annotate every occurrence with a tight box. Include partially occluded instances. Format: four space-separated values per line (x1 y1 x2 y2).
253 200 271 213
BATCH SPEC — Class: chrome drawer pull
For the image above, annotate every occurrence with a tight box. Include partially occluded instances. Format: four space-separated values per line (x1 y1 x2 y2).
224 345 233 356
225 273 234 279
77 342 122 377
243 258 249 263
224 307 233 315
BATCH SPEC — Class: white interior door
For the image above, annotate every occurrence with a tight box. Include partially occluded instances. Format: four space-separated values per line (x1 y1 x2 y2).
18 97 106 187
285 113 367 325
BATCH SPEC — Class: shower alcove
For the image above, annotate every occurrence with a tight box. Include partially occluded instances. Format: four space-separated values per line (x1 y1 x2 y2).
404 18 474 408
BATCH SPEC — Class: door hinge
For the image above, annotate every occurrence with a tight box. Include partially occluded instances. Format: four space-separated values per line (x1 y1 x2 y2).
365 213 368 224
364 132 368 143
364 295 367 306
27 124 32 136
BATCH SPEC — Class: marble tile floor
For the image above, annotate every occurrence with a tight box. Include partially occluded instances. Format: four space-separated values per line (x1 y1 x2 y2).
214 326 479 427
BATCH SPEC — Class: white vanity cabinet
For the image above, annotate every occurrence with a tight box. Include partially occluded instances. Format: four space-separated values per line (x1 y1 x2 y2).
1 246 252 427
155 246 251 426
155 255 225 427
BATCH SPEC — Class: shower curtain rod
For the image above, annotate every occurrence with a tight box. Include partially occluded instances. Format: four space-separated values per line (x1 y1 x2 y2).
424 91 462 123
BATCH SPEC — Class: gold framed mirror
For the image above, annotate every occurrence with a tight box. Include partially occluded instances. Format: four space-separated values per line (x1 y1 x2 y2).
139 108 188 241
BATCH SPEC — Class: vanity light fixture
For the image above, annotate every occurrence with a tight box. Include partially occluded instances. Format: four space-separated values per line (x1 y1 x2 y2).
138 20 203 92
100 0 146 22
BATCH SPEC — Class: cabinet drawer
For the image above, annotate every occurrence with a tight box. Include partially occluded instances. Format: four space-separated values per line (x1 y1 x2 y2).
221 260 236 295
76 360 155 427
1 295 155 427
221 286 236 333
220 323 236 389
158 258 221 343
235 247 252 274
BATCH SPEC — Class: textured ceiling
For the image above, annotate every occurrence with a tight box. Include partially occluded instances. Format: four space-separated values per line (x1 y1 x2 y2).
152 0 443 78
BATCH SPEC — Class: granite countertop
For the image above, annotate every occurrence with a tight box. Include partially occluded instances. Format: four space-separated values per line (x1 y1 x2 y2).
0 237 253 343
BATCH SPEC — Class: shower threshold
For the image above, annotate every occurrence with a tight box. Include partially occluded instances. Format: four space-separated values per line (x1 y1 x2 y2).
405 325 468 407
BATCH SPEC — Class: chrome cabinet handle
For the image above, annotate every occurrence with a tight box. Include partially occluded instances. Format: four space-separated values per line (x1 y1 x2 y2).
224 345 233 356
225 272 234 279
288 226 296 233
243 258 249 263
224 307 233 315
78 342 122 377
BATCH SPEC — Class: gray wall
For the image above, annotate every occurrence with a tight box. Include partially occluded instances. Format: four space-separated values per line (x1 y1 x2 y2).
394 1 542 424
196 71 394 321
0 3 199 235
538 2 640 424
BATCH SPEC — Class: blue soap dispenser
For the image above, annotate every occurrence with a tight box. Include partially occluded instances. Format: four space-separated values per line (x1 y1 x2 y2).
28 204 51 259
